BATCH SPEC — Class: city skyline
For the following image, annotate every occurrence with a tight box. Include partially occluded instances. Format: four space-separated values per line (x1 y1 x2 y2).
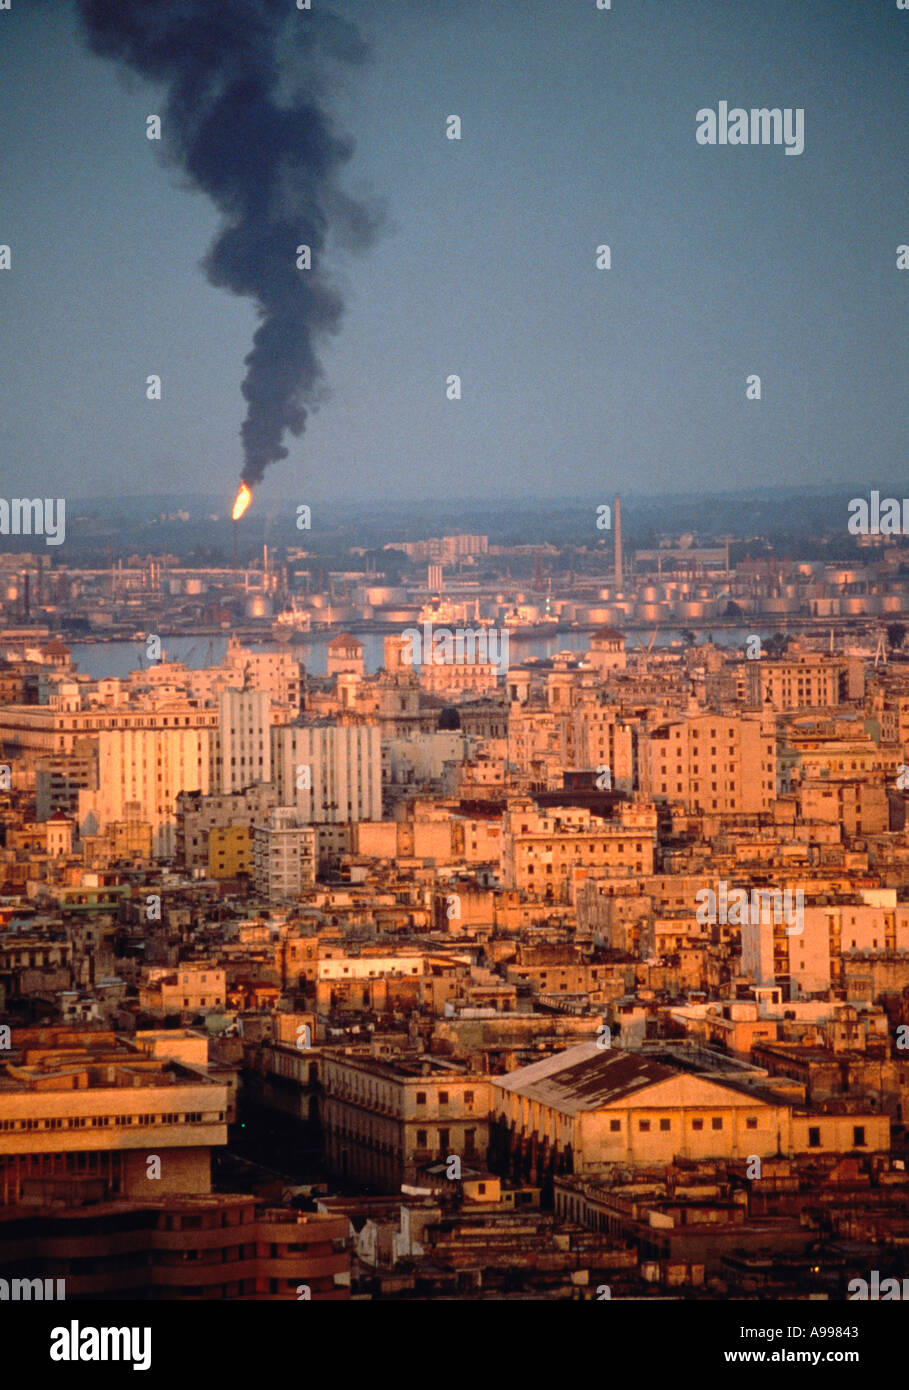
2 0 909 1355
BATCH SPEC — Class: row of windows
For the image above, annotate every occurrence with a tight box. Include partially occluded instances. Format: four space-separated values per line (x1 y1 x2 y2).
526 860 645 875
809 1125 866 1147
608 1115 760 1133
521 841 645 853
415 1129 477 1150
72 716 207 729
0 1112 219 1131
415 1091 474 1106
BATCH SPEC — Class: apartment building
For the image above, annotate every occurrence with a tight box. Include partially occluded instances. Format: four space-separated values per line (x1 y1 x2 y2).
208 824 251 878
223 639 302 713
507 704 567 789
0 1030 228 1204
218 689 272 794
501 799 656 900
321 1051 489 1190
0 696 218 780
35 749 97 820
78 723 213 858
640 711 775 814
879 689 909 754
176 784 279 871
354 811 502 867
0 1196 350 1300
797 777 889 835
778 722 884 791
391 534 488 563
419 654 500 698
272 722 382 823
746 654 847 711
568 704 635 791
140 965 227 1016
253 807 316 902
741 893 909 995
81 817 153 867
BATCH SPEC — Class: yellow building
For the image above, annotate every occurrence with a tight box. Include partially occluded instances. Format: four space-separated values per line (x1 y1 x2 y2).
489 1042 889 1183
208 823 251 878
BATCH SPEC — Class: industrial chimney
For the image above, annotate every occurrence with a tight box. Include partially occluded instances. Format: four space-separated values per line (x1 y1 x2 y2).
613 496 622 591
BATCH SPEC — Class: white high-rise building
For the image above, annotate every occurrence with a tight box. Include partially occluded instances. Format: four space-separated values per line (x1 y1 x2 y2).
79 726 212 858
218 689 271 794
253 807 316 902
272 724 381 823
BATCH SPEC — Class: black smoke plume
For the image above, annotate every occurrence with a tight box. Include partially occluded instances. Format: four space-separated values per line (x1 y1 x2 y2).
75 0 380 487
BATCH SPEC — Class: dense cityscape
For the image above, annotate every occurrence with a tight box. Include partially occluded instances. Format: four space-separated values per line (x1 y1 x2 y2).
2 498 909 1309
2 0 905 1367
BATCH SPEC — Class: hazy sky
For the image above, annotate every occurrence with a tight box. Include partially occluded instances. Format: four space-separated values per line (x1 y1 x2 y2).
1 0 906 509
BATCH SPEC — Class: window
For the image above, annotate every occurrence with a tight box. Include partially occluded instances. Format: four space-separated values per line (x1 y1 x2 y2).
439 1128 450 1149
853 1126 866 1147
609 1119 620 1132
711 1117 722 1130
638 1120 650 1132
692 1119 704 1131
416 1130 427 1148
659 1119 670 1132
477 1182 486 1195
808 1127 821 1147
464 1091 474 1106
746 1117 757 1130
416 1091 426 1105
439 1091 449 1105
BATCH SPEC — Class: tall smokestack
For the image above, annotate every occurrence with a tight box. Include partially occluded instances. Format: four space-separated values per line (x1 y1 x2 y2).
614 496 622 590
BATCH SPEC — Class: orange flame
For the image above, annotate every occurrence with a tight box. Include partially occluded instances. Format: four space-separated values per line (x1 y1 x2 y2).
232 483 252 521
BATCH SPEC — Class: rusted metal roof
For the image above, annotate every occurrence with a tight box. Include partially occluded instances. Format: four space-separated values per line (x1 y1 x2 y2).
495 1042 677 1112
